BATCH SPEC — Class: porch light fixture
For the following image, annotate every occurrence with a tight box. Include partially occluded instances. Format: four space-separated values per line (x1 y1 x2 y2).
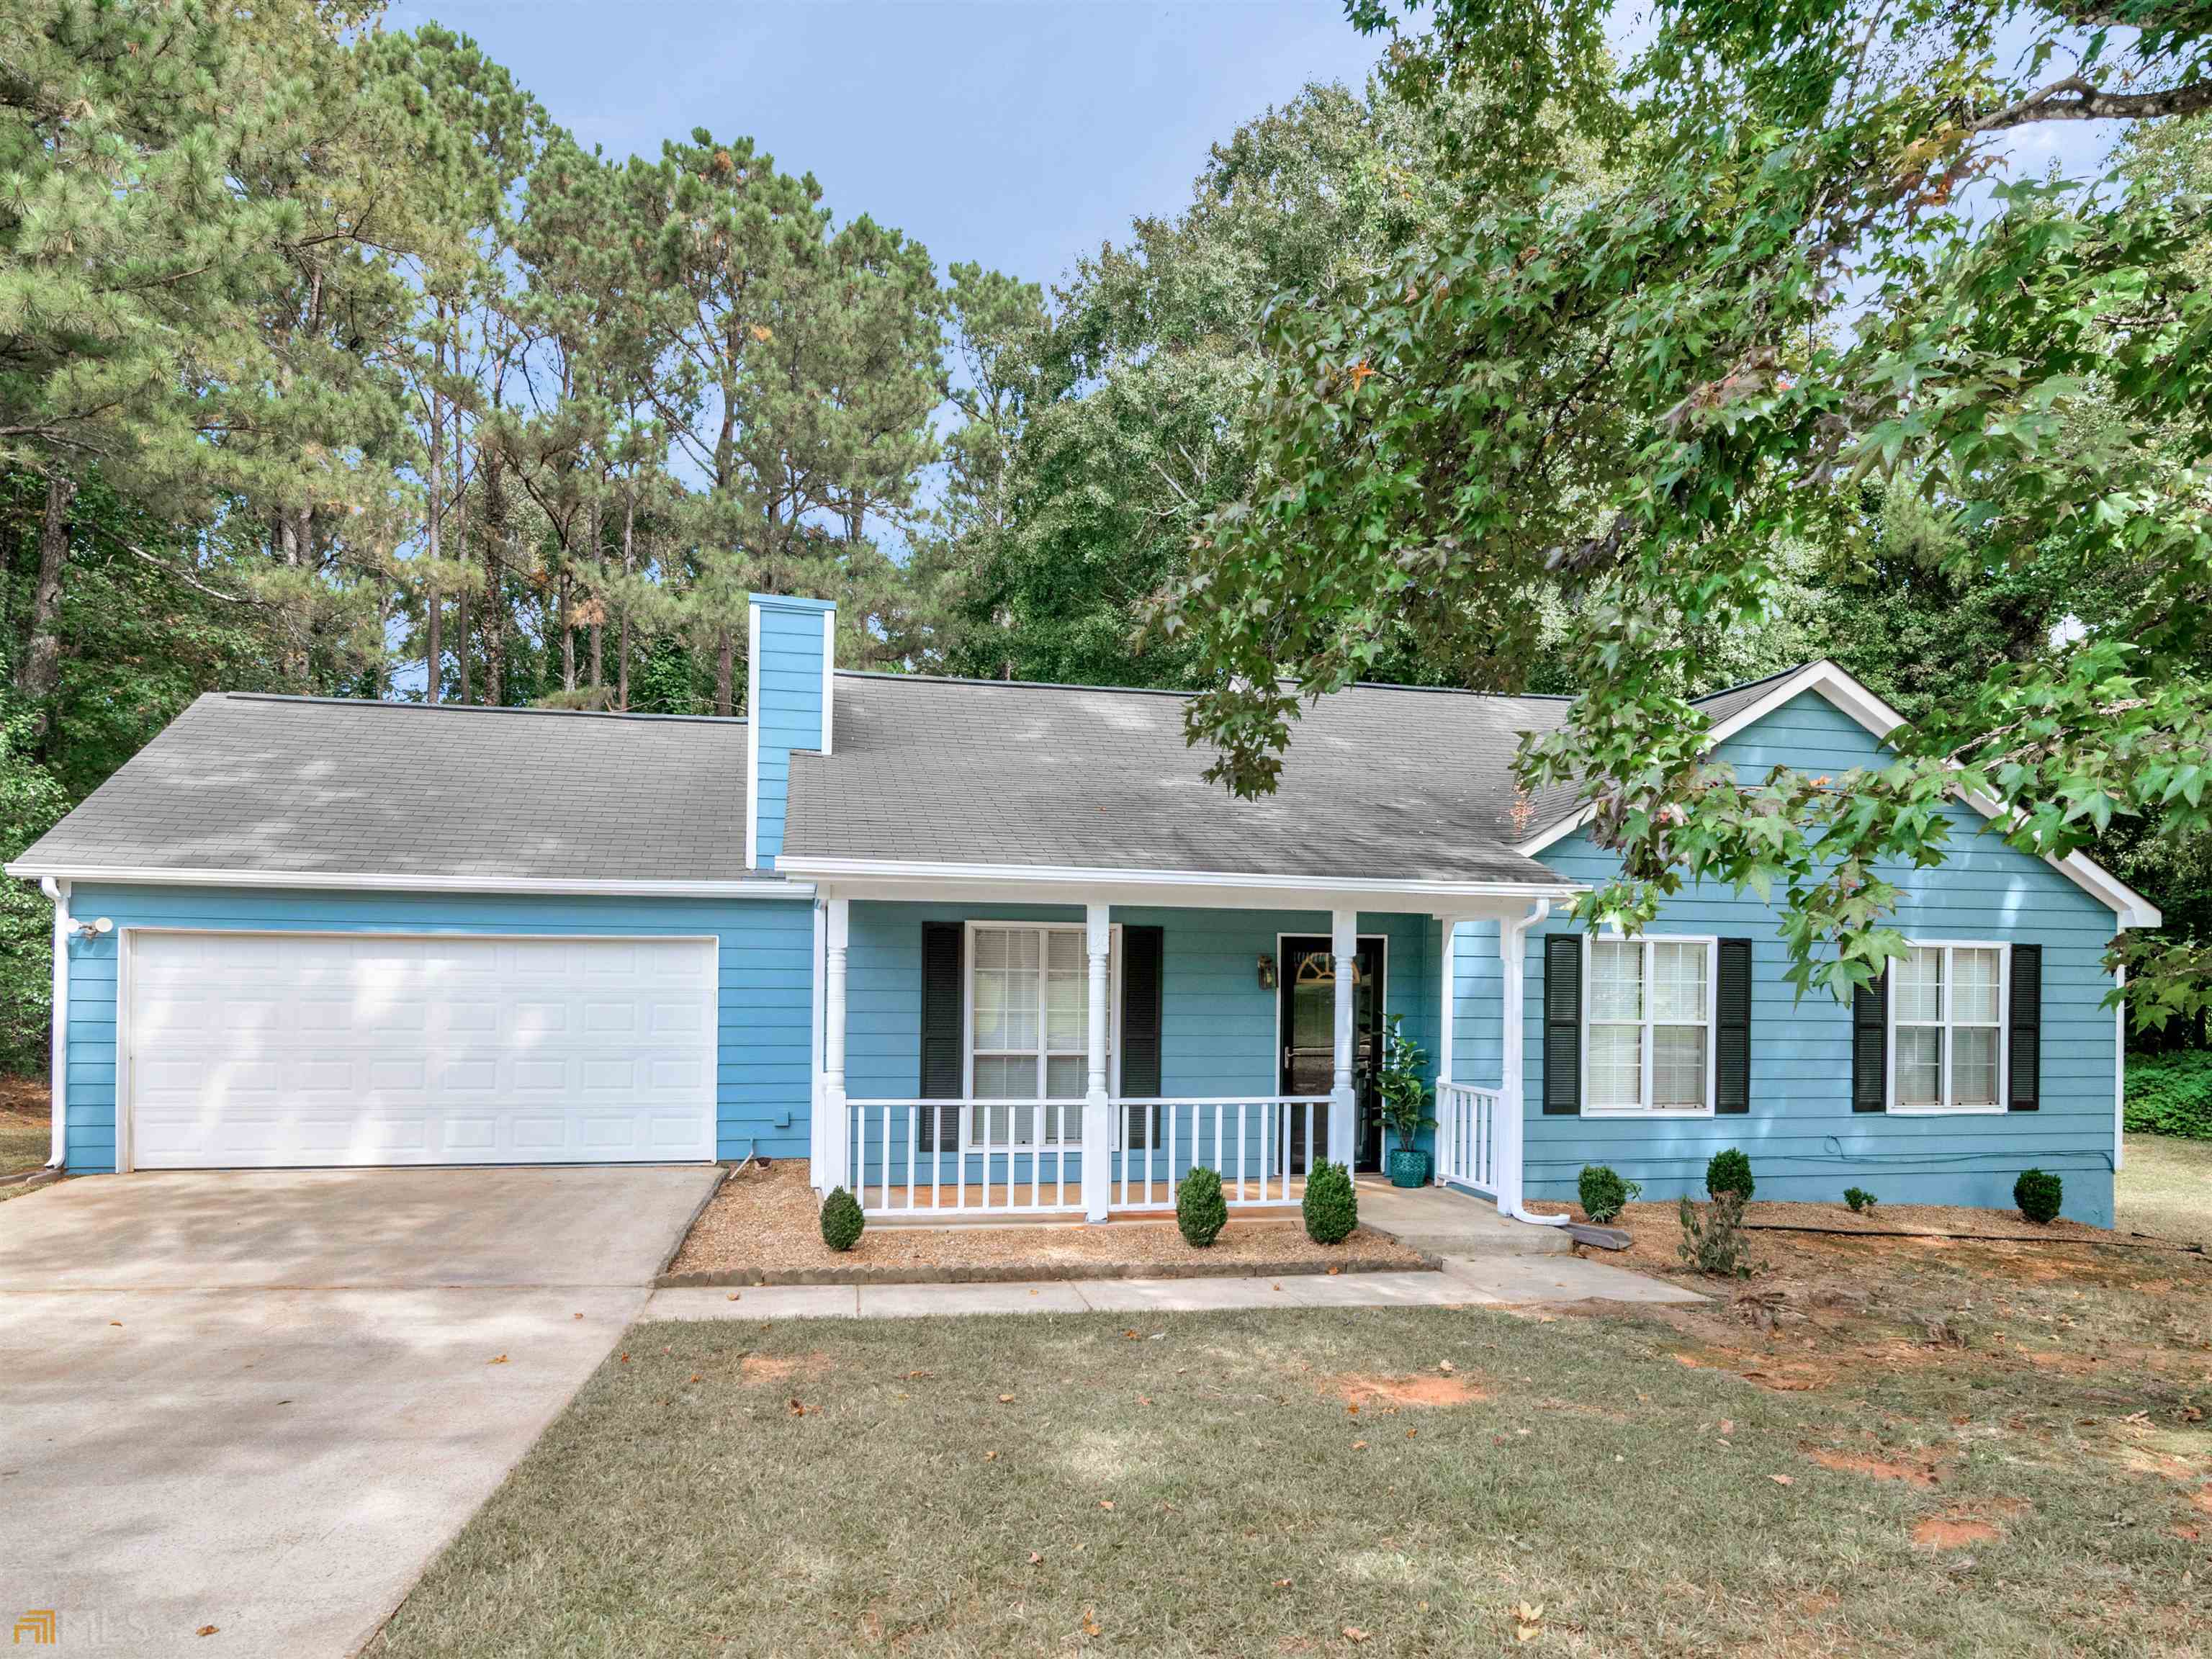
71 916 113 940
1256 953 1276 990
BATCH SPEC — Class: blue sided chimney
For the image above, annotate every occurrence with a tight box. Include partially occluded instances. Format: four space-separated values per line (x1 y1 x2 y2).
745 592 836 870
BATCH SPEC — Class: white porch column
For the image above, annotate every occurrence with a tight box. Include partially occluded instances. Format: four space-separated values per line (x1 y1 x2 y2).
1328 907 1358 1169
822 895 850 1194
1434 916 1457 1184
1494 908 1525 1215
1082 902 1113 1220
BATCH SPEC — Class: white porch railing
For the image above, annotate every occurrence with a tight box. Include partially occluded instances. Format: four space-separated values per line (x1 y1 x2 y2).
1434 1082 1503 1198
841 1095 1331 1218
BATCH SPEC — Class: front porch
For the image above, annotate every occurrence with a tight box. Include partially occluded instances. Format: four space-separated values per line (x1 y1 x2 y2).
800 881 1573 1230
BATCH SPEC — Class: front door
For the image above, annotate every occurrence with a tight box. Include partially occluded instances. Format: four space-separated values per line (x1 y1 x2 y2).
1277 936 1387 1173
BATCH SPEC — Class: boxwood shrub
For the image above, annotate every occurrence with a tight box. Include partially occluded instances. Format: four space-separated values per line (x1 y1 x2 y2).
1705 1147 1755 1201
2123 1051 2212 1140
1303 1159 1358 1245
819 1186 865 1251
1577 1164 1639 1224
1177 1166 1228 1248
2015 1169 2063 1225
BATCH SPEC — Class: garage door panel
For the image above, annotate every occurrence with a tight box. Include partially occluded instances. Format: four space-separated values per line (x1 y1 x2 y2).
127 932 717 1169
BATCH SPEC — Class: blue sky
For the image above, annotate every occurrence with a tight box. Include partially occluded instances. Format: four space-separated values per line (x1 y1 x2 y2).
383 0 1388 294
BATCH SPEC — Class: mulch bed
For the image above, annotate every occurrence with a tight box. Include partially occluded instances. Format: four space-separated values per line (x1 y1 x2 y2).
662 1159 1432 1286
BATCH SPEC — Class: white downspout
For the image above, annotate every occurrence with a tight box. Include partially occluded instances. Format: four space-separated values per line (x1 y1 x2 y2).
41 877 68 1170
1501 898 1568 1228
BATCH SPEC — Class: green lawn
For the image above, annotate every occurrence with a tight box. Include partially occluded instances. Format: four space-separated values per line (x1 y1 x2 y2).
2121 1132 2212 1248
373 1231 2212 1658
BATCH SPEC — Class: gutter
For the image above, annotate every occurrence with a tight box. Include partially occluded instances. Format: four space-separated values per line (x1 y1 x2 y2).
1503 898 1569 1229
40 877 66 1171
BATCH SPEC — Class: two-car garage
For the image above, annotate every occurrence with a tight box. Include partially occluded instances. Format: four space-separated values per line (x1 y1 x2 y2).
123 931 719 1169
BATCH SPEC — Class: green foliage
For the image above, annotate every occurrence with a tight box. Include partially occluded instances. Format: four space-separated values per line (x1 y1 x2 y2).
2015 1169 2064 1226
1373 1015 1434 1143
1301 1159 1358 1245
819 1187 865 1252
0 706 67 1074
1705 1148 1754 1201
1677 1191 1759 1279
1171 0 2212 1030
1843 1187 1877 1214
1176 1166 1228 1249
2123 1051 2212 1139
1577 1164 1639 1224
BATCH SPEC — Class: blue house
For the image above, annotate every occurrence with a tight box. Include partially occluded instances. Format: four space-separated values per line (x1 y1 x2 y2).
7 591 2156 1227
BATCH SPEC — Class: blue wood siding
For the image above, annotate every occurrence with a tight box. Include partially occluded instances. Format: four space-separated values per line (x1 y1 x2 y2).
58 884 815 1172
750 595 830 868
1456 691 2123 1225
846 901 1439 1105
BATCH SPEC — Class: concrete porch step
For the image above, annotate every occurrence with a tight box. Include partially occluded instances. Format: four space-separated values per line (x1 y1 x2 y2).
1354 1177 1578 1258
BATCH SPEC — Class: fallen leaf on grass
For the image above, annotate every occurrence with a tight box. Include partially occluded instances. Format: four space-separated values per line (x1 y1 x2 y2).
1273 1578 1292 1589
1352 1440 1369 1451
197 1626 218 1637
1081 1609 1102 1637
787 1398 806 1416
1343 1627 1369 1642
1719 1419 1735 1436
1097 1500 1115 1511
1771 1474 1794 1486
1028 1551 1043 1565
984 1450 999 1462
1513 1601 1545 1641
999 1393 1016 1403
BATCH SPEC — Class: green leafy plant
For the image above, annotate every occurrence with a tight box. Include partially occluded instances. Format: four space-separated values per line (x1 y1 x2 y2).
2123 1053 2212 1141
1177 1165 1228 1248
819 1186 865 1252
1577 1164 1640 1224
2015 1169 2064 1226
1678 1190 1760 1279
1843 1187 1877 1214
1374 1015 1434 1148
1302 1158 1357 1245
1705 1148 1755 1201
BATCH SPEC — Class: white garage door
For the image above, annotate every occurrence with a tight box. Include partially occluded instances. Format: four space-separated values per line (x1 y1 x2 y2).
125 932 718 1169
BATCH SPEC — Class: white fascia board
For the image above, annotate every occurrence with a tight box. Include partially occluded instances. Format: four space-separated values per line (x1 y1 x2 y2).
772 853 1582 915
1 862 814 900
1512 659 2161 927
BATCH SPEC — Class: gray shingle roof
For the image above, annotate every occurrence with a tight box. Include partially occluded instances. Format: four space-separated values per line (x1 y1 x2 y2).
783 673 1586 885
9 692 762 884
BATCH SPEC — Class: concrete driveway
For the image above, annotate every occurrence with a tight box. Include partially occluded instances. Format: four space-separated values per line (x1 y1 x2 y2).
0 1165 720 1658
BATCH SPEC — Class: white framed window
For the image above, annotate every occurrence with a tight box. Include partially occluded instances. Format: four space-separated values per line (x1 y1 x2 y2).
1583 935 1718 1115
1889 941 2006 1114
964 922 1115 1147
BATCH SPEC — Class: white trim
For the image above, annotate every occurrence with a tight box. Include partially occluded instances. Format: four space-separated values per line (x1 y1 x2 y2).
1512 659 2161 927
773 853 1578 908
819 607 836 757
43 877 68 1168
1884 938 2010 1116
1579 932 1720 1117
745 599 763 871
809 897 827 1185
1 863 809 899
114 926 723 1174
2115 963 2127 1172
960 919 1120 1152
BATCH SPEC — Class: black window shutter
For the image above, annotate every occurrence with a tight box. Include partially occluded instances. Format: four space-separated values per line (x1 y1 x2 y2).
1716 939 1753 1114
917 921 963 1151
2008 943 2042 1112
1542 934 1581 1115
1852 968 1888 1112
1120 925 1164 1147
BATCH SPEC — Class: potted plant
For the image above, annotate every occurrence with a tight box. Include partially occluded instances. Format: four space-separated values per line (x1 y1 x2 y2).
1375 1015 1435 1187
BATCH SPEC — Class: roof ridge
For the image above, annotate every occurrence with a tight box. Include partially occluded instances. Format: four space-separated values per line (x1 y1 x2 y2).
217 692 748 727
832 670 1574 705
1689 662 1816 706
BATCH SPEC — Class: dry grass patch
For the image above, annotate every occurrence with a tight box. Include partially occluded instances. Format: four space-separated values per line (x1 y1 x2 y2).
670 1159 1426 1280
0 1076 48 1177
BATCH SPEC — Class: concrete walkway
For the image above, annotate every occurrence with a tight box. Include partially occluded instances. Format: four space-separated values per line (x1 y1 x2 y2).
1352 1174 1577 1257
0 1166 720 1659
648 1249 1701 1321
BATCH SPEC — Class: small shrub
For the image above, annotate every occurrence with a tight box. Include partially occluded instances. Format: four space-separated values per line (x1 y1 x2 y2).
1705 1147 1755 1200
1843 1186 1877 1214
1303 1159 1358 1245
2015 1168 2064 1225
1678 1190 1761 1278
1177 1165 1228 1248
2123 1051 2212 1140
819 1186 865 1251
1577 1164 1640 1224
